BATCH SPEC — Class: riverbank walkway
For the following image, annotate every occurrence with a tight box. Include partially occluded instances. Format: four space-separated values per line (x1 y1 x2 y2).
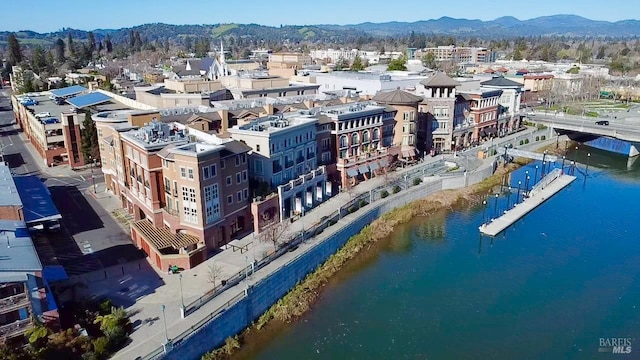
77 127 550 360
479 170 576 237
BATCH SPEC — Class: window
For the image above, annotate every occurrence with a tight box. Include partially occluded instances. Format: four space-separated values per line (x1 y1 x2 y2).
242 170 248 182
188 168 194 180
164 177 171 193
241 153 246 163
236 173 241 184
221 159 226 169
403 111 415 121
322 152 331 163
235 155 240 166
202 166 210 180
227 195 233 205
372 128 380 140
254 159 263 174
362 130 370 143
226 176 232 186
236 191 242 202
180 166 187 179
243 188 249 200
339 135 348 148
322 138 330 150
162 159 168 168
351 133 359 146
256 144 261 152
204 184 221 224
181 186 198 224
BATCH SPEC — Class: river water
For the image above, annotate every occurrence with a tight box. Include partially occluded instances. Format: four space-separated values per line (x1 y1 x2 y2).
240 148 640 360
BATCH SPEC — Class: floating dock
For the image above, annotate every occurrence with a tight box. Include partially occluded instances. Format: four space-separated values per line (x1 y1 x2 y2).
479 173 577 236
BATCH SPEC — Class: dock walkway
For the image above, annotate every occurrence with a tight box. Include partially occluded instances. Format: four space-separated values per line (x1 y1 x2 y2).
479 173 576 236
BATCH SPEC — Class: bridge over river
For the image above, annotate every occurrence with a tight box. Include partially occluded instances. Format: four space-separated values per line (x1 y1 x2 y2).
528 112 640 157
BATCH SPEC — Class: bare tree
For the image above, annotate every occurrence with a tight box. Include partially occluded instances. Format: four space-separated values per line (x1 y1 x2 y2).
207 262 223 287
381 163 398 187
258 214 291 250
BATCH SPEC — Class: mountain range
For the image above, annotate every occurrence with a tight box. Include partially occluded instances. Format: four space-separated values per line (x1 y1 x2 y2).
1 14 639 47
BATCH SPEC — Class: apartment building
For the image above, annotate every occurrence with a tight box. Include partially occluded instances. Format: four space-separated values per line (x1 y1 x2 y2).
267 52 312 78
228 114 329 221
0 165 59 341
372 88 424 158
417 72 460 152
420 46 494 64
113 120 251 270
323 102 396 188
480 76 524 133
456 89 503 146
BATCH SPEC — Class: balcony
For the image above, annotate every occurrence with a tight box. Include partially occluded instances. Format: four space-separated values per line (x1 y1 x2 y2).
0 318 32 340
285 160 294 169
306 151 315 159
272 163 282 173
343 148 388 166
0 294 29 315
162 206 179 217
296 156 305 164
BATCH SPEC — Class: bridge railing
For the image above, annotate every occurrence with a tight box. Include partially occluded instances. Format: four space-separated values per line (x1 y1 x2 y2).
529 168 562 198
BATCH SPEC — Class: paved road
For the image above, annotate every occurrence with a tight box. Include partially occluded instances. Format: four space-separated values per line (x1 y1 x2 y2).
0 90 143 277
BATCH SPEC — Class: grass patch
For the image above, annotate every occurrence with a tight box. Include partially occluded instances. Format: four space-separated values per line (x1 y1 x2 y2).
212 23 239 37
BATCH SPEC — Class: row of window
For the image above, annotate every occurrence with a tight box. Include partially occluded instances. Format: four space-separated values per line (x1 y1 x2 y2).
226 189 250 205
337 115 383 132
269 133 316 153
339 129 381 148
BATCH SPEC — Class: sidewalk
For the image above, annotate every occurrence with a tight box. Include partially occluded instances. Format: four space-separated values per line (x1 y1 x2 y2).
87 127 551 359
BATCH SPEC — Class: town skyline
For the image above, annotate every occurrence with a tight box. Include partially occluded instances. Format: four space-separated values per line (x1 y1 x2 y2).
1 0 637 33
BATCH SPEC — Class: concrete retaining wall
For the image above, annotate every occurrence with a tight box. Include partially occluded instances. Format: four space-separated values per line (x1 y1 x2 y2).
163 163 497 360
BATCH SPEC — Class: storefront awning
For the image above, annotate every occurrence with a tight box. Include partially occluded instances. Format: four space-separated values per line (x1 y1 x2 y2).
368 162 380 171
346 168 359 177
485 127 497 135
358 164 370 174
378 158 389 168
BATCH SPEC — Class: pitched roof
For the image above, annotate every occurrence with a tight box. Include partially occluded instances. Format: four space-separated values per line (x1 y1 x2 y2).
372 88 423 105
496 66 509 72
420 72 460 88
481 77 523 88
484 68 496 73
517 68 529 74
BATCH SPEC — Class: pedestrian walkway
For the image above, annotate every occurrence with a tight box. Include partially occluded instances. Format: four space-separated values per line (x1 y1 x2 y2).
90 127 552 359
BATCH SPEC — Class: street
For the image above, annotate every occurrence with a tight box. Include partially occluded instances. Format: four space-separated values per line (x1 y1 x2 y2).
0 90 143 277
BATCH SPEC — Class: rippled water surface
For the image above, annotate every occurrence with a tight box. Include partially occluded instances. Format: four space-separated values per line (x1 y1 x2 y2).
239 150 640 360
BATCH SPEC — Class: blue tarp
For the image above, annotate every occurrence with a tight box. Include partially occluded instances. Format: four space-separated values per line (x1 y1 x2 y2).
43 265 68 282
49 85 87 98
13 176 61 224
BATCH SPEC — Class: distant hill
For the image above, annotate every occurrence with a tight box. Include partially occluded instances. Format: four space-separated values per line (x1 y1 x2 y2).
331 14 640 37
1 14 639 49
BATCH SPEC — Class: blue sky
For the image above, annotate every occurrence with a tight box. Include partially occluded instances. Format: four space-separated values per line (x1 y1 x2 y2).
2 0 635 33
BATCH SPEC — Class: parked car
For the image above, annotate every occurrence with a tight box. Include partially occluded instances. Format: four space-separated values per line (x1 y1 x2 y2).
35 112 51 119
21 98 38 106
595 120 609 126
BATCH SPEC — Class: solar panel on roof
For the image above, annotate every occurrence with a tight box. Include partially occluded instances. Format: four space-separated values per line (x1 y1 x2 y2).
50 85 87 98
67 92 112 109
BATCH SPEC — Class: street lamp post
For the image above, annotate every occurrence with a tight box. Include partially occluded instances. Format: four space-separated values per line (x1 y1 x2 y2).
161 304 169 346
574 146 579 163
493 193 499 219
561 156 566 173
506 186 512 209
452 140 457 158
517 181 522 204
571 161 576 176
524 171 529 192
179 274 185 318
534 165 539 184
586 153 591 174
482 200 487 224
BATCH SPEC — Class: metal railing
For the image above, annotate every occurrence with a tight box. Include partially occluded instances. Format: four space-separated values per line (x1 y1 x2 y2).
0 293 29 314
529 168 562 197
0 318 32 339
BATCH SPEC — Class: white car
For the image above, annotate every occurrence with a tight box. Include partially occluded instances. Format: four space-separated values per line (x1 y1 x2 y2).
35 112 51 119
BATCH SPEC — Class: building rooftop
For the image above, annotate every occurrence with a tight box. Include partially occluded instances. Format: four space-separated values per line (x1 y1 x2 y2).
0 164 21 207
121 120 188 150
231 114 317 134
0 220 42 273
372 88 423 105
13 175 62 225
320 102 389 119
481 76 524 88
420 72 461 88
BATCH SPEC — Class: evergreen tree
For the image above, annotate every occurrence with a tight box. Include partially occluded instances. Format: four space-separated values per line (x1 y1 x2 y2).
30 45 47 74
351 54 365 71
67 33 75 57
105 36 113 53
81 111 100 163
55 38 65 62
87 31 96 55
7 33 22 66
387 56 407 71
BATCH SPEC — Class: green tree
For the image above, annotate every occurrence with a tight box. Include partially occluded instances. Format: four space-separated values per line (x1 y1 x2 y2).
81 111 100 163
512 48 523 61
54 38 65 62
7 33 23 66
104 35 113 53
335 56 349 70
351 54 365 71
30 45 47 74
387 56 407 71
67 33 75 58
422 51 437 69
25 323 51 349
87 31 96 55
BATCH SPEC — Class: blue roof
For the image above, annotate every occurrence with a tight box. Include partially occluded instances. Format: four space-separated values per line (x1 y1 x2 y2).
67 92 112 109
43 265 68 282
50 85 87 98
13 175 61 224
0 220 42 272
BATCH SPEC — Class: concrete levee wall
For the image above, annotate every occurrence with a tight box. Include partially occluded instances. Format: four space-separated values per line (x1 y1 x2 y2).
163 162 497 360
